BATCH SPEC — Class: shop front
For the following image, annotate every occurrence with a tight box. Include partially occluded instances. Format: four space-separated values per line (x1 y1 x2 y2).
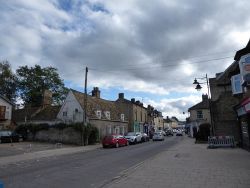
235 98 250 151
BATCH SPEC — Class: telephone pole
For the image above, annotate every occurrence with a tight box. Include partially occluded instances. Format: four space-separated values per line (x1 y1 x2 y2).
82 66 88 146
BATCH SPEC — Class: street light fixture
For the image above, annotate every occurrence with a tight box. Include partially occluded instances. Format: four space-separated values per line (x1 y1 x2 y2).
193 74 214 136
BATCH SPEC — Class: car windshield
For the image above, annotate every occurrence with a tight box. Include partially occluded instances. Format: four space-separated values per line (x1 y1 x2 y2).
126 132 135 136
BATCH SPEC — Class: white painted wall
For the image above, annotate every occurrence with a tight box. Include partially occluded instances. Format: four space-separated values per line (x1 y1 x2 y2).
57 91 84 123
0 98 12 120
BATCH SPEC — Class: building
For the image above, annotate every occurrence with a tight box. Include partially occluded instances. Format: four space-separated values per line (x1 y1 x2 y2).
57 88 128 138
209 62 240 142
12 90 61 126
188 94 210 137
153 110 164 130
231 40 250 150
116 93 148 133
0 95 14 130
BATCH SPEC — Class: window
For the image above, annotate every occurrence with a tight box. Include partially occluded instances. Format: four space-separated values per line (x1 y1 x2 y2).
105 111 110 120
196 110 203 119
63 111 67 117
121 114 125 121
96 110 102 119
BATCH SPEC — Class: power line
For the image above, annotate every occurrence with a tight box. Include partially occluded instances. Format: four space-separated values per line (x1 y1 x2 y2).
89 56 233 72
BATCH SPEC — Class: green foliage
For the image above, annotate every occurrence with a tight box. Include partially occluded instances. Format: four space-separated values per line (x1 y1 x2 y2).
16 64 68 106
0 61 18 102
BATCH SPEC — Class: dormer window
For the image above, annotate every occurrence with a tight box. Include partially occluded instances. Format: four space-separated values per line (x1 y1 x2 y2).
63 111 67 117
105 111 110 120
96 110 102 119
121 114 125 121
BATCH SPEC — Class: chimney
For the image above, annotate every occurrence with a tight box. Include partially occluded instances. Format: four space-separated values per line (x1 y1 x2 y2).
92 87 100 98
131 98 135 103
202 94 208 101
135 100 140 105
42 90 52 107
118 93 124 99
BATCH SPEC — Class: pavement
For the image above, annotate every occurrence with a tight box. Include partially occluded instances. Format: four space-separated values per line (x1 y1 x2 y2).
0 142 101 166
104 136 250 188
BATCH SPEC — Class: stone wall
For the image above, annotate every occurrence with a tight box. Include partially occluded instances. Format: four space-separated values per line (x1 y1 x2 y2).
29 127 82 145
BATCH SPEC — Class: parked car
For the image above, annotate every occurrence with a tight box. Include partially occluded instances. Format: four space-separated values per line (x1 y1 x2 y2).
141 133 150 142
152 132 164 141
0 131 20 143
165 129 174 136
102 135 129 148
176 130 183 136
155 130 166 136
125 132 142 144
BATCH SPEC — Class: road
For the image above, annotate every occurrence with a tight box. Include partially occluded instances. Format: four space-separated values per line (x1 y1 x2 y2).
0 136 184 188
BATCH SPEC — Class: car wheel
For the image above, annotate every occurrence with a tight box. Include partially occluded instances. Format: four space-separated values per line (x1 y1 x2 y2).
103 145 107 148
115 142 119 148
134 139 137 144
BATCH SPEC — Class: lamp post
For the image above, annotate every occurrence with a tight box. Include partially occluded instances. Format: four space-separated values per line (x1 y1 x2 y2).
193 74 214 136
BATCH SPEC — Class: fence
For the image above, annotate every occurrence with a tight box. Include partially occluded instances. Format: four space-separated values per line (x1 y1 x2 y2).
208 136 235 148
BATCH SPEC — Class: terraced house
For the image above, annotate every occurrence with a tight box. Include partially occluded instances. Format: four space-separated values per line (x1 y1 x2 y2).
115 93 152 133
57 87 129 139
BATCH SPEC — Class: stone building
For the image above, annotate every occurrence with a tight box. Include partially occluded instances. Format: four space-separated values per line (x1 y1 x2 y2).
209 65 241 142
57 88 128 139
188 94 210 137
116 93 148 133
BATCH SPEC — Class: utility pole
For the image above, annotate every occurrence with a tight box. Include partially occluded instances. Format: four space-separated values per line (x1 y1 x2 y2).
83 66 88 145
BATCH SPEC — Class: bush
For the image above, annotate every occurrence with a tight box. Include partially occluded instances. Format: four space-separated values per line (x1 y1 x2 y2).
196 123 211 142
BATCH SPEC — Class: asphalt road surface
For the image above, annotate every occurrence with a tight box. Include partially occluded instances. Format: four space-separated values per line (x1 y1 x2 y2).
0 136 184 188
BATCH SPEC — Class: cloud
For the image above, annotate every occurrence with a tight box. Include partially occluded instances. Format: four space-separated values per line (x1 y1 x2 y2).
0 0 250 117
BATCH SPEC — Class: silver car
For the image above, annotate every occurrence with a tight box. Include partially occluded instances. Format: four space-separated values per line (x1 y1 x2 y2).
125 132 142 144
152 132 164 141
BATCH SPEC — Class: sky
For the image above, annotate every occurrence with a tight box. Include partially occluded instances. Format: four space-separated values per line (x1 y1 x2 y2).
0 0 250 120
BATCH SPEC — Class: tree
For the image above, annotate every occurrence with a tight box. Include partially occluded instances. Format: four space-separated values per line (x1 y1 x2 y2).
16 65 68 106
0 61 18 102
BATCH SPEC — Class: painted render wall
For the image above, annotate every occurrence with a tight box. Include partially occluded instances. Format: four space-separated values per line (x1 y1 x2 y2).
0 98 12 120
57 91 84 123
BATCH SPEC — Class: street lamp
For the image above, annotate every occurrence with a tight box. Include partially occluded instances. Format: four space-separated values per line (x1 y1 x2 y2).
193 74 214 136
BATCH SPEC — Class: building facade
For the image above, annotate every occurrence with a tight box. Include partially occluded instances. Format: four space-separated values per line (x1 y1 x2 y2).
188 95 210 137
0 95 13 130
116 93 148 133
57 88 129 138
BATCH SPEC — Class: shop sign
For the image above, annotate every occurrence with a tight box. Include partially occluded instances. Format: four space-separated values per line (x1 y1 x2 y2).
240 97 250 113
239 54 250 85
237 106 246 116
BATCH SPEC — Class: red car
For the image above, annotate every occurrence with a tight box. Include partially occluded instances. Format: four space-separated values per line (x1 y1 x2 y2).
102 135 129 148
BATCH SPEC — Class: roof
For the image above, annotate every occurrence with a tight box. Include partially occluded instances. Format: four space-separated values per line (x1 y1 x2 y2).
215 61 240 85
0 95 14 106
12 106 61 123
71 89 121 120
234 39 250 61
188 99 210 111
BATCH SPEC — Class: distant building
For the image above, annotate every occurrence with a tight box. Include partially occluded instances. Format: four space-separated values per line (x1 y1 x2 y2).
188 95 210 137
116 93 148 133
